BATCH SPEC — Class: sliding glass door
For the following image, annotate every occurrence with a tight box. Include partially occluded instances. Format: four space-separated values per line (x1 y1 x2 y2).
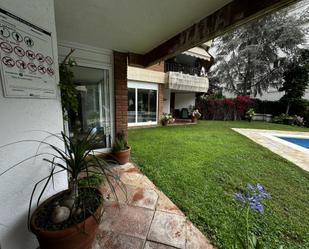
68 66 112 149
128 82 158 126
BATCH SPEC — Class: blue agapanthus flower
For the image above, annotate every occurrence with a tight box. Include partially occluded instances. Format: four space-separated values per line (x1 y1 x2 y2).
234 183 271 213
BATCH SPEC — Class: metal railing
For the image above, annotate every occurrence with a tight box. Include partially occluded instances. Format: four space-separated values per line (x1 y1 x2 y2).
165 62 202 76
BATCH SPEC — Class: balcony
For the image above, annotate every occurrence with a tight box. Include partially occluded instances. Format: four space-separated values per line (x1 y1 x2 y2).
165 62 209 92
165 62 201 76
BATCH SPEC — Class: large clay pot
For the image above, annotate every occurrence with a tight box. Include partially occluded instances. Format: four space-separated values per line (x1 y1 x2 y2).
161 119 168 126
30 188 102 249
113 147 131 165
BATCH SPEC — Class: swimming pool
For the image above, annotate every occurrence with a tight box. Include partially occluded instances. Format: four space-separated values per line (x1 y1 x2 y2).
277 137 309 149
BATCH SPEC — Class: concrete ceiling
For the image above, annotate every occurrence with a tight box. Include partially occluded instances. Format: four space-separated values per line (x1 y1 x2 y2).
54 0 231 54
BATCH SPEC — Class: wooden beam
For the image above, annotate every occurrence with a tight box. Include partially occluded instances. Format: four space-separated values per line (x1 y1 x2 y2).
128 53 147 67
137 0 299 67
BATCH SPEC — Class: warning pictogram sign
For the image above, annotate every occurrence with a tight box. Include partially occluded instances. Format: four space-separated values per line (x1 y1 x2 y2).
0 26 10 38
45 56 53 65
16 60 26 70
38 65 46 74
27 62 37 72
46 67 54 76
0 8 56 98
26 50 35 60
2 56 15 67
24 36 34 47
36 53 44 63
14 46 25 57
0 42 13 53
12 31 23 42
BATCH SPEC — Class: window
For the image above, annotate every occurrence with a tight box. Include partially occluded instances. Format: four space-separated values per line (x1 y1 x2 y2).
68 66 112 149
128 82 158 125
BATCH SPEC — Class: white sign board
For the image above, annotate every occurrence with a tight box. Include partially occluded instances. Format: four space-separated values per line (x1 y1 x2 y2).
0 8 56 98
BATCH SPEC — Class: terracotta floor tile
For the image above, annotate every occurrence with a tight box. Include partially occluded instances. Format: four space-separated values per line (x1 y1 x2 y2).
156 191 184 216
141 175 158 190
100 202 154 239
120 171 145 187
148 211 186 249
101 183 158 210
93 230 144 249
144 241 178 249
129 187 158 210
186 221 215 249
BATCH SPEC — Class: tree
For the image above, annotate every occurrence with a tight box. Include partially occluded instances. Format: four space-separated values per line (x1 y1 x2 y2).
279 49 309 113
210 2 308 96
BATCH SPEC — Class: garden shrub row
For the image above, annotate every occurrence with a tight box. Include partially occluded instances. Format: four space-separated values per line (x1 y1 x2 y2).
197 96 309 126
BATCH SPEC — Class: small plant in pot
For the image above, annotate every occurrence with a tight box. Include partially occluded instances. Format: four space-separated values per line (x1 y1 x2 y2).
161 113 173 126
245 108 255 122
191 109 201 123
112 132 131 165
0 130 124 249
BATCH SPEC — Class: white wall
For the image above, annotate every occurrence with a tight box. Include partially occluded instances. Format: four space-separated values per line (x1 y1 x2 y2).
163 88 171 113
174 92 196 110
0 1 67 249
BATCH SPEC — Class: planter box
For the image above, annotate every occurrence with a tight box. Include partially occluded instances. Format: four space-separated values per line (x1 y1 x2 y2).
252 113 273 122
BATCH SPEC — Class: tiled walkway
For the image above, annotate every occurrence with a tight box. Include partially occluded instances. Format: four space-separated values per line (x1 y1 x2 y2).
233 128 309 172
92 163 215 249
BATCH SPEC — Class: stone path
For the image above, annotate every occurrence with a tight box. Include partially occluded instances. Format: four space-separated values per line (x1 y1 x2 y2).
232 128 309 172
92 163 215 249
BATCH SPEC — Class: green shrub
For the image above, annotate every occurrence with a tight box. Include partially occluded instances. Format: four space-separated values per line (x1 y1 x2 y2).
273 113 305 126
113 132 128 152
78 173 104 188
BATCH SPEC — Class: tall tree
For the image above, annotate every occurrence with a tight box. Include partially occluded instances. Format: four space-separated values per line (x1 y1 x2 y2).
210 2 308 96
279 49 309 113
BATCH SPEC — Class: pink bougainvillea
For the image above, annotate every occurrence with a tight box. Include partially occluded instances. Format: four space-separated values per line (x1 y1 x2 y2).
196 95 251 120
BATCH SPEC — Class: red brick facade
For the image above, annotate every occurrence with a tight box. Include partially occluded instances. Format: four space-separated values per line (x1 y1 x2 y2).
114 51 128 136
158 84 164 125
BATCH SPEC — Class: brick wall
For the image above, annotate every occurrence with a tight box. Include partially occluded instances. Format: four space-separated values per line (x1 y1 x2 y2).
114 51 128 136
158 84 164 125
146 62 164 72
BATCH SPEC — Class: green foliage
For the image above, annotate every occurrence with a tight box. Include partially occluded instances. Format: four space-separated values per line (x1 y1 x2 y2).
279 49 309 113
245 108 256 121
129 121 309 249
211 4 307 96
273 113 294 125
59 49 78 117
113 132 128 152
161 113 173 121
78 173 105 188
0 129 126 228
273 113 305 126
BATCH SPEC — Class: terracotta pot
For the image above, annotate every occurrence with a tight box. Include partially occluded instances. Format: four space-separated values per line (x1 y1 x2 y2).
30 188 103 249
113 146 131 165
191 117 197 123
161 119 168 126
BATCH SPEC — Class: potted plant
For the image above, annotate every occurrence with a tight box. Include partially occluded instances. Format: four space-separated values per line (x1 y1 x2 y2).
0 130 123 249
245 108 255 122
161 113 173 126
112 132 131 165
191 109 201 123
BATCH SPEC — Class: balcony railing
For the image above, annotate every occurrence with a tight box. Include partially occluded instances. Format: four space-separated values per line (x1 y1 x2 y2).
165 62 202 76
167 71 209 92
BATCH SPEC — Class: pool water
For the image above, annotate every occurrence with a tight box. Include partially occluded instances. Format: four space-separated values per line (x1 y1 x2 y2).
278 137 309 149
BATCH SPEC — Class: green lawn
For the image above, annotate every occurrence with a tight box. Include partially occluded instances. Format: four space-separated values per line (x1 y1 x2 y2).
128 121 309 249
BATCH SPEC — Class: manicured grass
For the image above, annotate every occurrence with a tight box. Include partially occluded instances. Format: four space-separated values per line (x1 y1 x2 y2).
128 121 309 249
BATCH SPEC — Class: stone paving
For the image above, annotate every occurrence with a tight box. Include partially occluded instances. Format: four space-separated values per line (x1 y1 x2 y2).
232 128 309 172
92 163 215 249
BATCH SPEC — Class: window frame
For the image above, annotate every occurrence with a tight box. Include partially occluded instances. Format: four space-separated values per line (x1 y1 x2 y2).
66 64 114 154
128 81 158 127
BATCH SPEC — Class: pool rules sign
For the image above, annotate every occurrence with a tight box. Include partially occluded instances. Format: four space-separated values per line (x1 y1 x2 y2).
0 8 56 98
